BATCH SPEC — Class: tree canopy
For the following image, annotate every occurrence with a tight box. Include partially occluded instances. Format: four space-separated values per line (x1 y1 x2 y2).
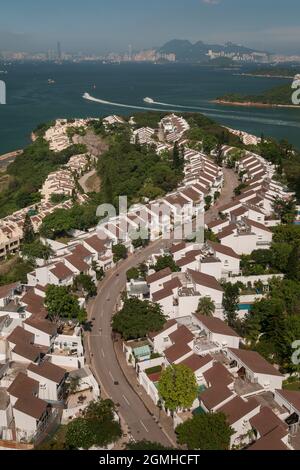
243 277 300 371
153 255 180 273
65 399 122 450
45 285 87 324
158 365 198 412
176 412 234 450
22 240 53 263
197 297 215 317
112 298 166 340
126 440 173 450
112 244 128 263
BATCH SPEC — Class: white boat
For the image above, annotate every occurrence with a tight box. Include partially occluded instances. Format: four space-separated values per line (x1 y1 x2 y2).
48 79 55 84
144 97 154 104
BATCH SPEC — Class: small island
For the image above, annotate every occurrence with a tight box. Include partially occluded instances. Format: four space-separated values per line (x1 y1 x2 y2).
239 67 299 79
214 83 300 108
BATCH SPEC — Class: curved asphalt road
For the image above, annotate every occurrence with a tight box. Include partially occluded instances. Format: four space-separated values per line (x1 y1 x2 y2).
88 238 173 445
87 167 238 445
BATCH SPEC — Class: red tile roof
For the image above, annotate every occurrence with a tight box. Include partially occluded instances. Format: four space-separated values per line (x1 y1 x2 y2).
28 362 66 384
201 385 234 411
194 314 240 338
218 396 259 425
188 269 224 292
146 268 172 284
178 354 213 372
50 262 74 280
228 348 284 377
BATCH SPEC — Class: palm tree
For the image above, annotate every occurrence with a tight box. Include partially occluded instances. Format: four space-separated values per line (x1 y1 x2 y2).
197 297 215 317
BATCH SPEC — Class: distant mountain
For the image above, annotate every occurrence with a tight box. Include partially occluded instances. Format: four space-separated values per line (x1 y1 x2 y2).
158 39 267 63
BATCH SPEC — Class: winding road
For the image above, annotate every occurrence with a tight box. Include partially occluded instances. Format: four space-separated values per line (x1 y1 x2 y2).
86 166 238 445
87 238 173 445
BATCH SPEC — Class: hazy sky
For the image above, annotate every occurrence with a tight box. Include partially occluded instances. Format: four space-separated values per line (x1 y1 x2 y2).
1 0 300 54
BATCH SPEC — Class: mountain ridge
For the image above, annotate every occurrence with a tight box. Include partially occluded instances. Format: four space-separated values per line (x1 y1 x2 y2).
157 39 268 63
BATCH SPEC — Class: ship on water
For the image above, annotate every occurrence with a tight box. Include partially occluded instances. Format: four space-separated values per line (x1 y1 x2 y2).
144 97 154 104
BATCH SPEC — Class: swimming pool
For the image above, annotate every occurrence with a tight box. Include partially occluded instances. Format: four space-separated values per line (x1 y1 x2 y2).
239 303 253 311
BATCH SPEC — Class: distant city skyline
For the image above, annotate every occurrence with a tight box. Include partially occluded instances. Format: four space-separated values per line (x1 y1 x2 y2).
0 0 300 55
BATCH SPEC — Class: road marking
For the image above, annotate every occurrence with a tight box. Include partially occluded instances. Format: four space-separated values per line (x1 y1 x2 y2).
140 420 149 433
109 371 115 382
101 348 105 358
122 395 130 406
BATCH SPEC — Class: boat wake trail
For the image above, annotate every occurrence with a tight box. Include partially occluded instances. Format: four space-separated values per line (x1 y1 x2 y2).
83 93 177 113
83 93 300 129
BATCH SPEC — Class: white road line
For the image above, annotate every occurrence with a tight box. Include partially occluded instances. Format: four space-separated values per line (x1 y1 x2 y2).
109 371 115 382
122 395 130 406
101 349 105 358
140 420 149 433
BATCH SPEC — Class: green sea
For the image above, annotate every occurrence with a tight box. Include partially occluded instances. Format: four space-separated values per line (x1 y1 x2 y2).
0 62 300 154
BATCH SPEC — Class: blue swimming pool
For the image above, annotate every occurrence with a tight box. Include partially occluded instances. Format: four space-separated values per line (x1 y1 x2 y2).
239 304 253 311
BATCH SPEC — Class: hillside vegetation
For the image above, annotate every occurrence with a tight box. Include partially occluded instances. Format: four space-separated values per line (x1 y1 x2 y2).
217 84 295 106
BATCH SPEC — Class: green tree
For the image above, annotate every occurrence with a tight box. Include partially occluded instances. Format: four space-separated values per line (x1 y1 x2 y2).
158 365 198 413
112 244 127 263
126 440 172 450
286 244 300 282
126 267 139 281
65 399 121 450
273 225 300 244
204 229 220 243
222 283 240 327
273 197 297 225
172 142 181 169
22 240 53 263
23 213 35 244
45 285 87 324
176 413 233 450
112 298 166 340
92 261 105 281
202 135 218 154
204 195 212 211
251 249 273 270
154 255 180 273
73 274 97 298
271 242 293 272
196 297 215 317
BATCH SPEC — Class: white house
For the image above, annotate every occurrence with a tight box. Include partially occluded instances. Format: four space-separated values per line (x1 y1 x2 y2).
147 268 172 296
187 269 224 311
27 362 67 403
227 348 284 392
205 241 241 276
23 318 57 348
274 389 300 422
218 396 261 448
218 219 273 255
148 319 178 354
193 314 241 349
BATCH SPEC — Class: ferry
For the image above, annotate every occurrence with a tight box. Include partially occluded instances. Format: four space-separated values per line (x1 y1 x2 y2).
144 97 154 104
